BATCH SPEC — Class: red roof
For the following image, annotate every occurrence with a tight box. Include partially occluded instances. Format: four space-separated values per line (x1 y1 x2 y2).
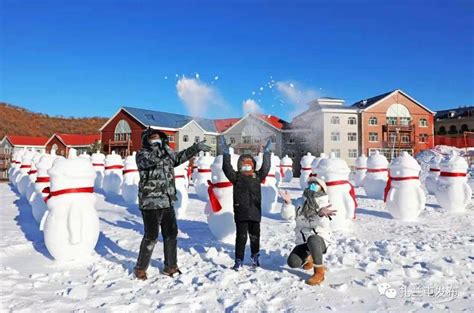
256 114 287 129
55 133 100 146
6 135 49 146
214 118 241 132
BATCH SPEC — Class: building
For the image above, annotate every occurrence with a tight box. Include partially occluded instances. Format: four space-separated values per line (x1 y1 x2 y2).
216 113 289 156
434 106 474 148
351 89 435 159
45 133 101 156
286 97 359 167
0 135 49 179
100 106 219 156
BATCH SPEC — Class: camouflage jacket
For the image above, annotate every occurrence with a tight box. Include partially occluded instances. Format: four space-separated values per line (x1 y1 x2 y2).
137 130 199 210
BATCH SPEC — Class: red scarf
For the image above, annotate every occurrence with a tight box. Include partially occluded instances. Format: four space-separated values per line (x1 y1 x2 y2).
175 175 186 179
43 186 94 202
187 166 192 179
28 170 37 175
325 180 358 219
309 173 317 177
261 174 276 185
280 165 292 177
123 169 138 174
105 165 124 170
429 168 440 172
367 168 388 173
92 163 104 167
20 165 31 169
198 169 212 173
301 167 312 171
36 177 50 183
440 172 467 177
207 180 233 213
383 176 419 202
355 167 367 170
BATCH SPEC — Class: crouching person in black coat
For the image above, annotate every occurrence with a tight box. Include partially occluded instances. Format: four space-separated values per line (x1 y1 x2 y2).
220 137 272 271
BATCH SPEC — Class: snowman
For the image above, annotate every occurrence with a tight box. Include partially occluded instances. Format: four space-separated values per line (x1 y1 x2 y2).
174 161 189 218
363 150 389 199
17 150 35 196
121 152 140 205
354 154 368 187
103 151 124 197
26 153 43 203
41 157 99 261
299 152 315 189
189 155 199 186
255 152 279 214
434 152 472 212
310 153 327 180
272 153 282 187
90 150 106 191
31 154 58 224
425 155 442 195
205 149 239 244
315 152 357 230
384 152 425 221
280 155 293 183
9 148 27 186
194 152 215 201
79 152 91 161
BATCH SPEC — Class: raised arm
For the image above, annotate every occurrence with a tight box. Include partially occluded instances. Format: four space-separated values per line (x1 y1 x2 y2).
257 151 271 182
222 153 237 183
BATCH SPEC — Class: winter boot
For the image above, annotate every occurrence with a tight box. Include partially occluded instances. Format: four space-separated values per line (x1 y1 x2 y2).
134 238 156 280
250 253 260 267
303 255 313 271
163 266 182 277
306 266 325 286
232 259 244 271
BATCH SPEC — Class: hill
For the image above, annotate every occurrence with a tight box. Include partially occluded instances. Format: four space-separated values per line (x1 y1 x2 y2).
0 103 108 138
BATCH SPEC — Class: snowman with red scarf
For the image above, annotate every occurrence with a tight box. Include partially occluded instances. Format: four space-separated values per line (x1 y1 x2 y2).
194 152 215 201
173 161 189 218
103 151 124 197
314 152 357 231
384 151 425 221
121 152 140 205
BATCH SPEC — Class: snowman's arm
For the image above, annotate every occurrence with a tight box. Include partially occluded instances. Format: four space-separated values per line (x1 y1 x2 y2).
257 151 271 182
222 153 237 183
172 144 200 167
68 206 82 245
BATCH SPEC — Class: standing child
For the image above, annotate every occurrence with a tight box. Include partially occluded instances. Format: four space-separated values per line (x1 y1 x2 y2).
220 137 271 271
281 176 337 285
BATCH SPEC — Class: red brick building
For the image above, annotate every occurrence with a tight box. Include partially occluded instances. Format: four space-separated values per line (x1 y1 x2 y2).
45 133 101 156
351 89 435 159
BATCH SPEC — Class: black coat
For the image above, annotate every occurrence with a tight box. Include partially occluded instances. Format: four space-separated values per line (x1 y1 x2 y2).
222 152 271 222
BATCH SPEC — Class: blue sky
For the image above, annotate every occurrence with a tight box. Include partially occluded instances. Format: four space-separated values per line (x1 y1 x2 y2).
1 0 473 121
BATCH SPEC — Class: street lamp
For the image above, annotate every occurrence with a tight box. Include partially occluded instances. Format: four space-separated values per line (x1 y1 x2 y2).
391 128 400 160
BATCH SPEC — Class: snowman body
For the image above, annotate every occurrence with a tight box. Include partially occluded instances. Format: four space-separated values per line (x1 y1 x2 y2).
280 155 293 183
255 153 279 214
363 151 389 199
31 154 59 223
103 151 123 197
311 153 327 180
316 153 356 230
9 149 27 186
206 150 239 244
354 154 368 187
434 153 472 212
194 152 215 201
173 161 189 218
26 153 43 203
42 158 99 261
91 151 106 191
300 152 315 189
425 155 441 195
17 151 35 196
121 152 140 205
272 154 282 187
385 152 425 221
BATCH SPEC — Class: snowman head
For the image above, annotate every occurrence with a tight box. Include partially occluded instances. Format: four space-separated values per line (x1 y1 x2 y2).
389 151 421 178
316 152 350 181
48 158 96 192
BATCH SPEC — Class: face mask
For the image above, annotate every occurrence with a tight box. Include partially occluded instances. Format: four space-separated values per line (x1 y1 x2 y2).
309 183 320 192
149 139 162 145
241 165 253 172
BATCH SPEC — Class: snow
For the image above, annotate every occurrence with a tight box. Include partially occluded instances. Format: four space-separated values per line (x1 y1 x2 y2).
1 178 473 312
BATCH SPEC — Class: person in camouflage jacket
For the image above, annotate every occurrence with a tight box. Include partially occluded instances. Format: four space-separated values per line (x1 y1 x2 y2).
134 127 211 280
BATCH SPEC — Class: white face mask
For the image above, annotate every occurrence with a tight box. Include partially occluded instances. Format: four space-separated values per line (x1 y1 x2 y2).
149 138 162 145
241 165 253 172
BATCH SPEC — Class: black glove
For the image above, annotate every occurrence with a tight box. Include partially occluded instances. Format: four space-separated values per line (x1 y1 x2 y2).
263 139 272 153
195 140 211 152
219 137 231 154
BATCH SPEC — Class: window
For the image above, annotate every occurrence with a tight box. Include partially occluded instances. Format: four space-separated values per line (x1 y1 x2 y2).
348 117 357 125
183 135 189 142
401 134 410 143
369 132 378 142
348 149 357 158
194 136 200 143
331 116 340 124
419 118 428 127
114 119 132 141
243 136 251 144
387 117 397 125
289 138 295 144
368 117 378 125
388 132 397 143
347 132 357 141
331 132 340 141
400 117 411 126
438 126 446 135
210 137 216 145
330 149 341 158
230 137 236 144
167 135 174 143
253 137 261 144
419 134 428 143
460 124 469 133
448 125 458 134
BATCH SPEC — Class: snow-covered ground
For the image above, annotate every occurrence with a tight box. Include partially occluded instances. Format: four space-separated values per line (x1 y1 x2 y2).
0 179 473 312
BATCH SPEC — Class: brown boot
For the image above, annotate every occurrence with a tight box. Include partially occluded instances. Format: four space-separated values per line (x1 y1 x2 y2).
305 266 325 285
134 268 148 281
163 266 182 277
303 255 313 271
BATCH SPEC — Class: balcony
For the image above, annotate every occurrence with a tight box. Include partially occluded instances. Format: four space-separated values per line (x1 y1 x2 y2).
382 122 414 132
382 141 414 149
109 139 133 147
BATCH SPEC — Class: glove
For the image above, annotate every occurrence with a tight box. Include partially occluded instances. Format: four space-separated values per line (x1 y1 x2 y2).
195 140 211 152
219 137 231 154
263 139 272 153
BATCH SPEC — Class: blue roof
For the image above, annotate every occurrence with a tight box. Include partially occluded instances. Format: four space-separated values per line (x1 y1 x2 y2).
122 106 218 133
